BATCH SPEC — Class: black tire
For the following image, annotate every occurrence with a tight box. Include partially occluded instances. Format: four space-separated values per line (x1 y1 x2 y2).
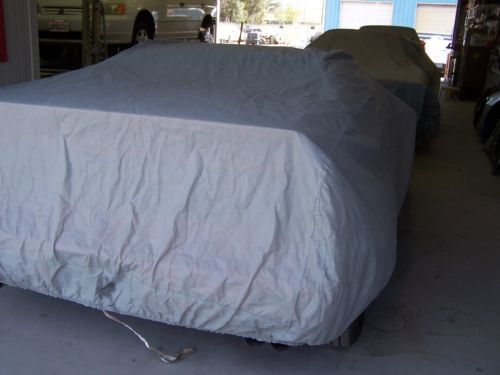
493 139 500 175
480 104 500 143
39 44 65 61
199 15 215 43
270 343 291 351
244 338 265 347
132 18 155 45
331 313 365 348
484 119 500 175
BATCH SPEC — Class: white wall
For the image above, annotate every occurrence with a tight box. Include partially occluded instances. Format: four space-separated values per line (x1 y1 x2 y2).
0 0 39 87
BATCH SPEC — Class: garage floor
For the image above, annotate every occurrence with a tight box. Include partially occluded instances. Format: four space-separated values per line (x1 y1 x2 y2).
1 98 499 375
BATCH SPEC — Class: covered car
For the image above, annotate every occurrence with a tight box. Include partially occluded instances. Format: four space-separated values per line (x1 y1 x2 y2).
0 42 415 346
360 25 422 45
308 29 441 141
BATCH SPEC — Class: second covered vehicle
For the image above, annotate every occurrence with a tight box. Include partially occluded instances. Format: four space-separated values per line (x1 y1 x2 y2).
308 28 441 142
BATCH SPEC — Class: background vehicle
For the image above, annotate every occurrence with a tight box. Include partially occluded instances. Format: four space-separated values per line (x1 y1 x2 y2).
38 0 218 61
244 28 261 45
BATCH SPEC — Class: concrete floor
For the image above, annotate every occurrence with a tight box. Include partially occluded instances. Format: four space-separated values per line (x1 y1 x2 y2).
1 98 499 375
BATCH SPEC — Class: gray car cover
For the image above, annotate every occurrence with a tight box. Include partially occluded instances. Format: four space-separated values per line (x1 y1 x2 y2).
308 29 441 141
0 42 415 345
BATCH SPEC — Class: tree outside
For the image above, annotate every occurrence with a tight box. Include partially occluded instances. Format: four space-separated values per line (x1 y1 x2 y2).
244 0 268 24
218 0 324 48
221 0 276 24
274 5 300 24
221 0 323 25
220 0 248 23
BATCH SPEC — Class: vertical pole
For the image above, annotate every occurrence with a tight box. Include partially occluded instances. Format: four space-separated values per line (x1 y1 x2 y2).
215 0 220 43
81 0 90 66
82 0 106 67
0 0 6 62
238 22 243 45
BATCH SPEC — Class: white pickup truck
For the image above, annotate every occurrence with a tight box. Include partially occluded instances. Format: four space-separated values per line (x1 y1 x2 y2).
38 0 218 47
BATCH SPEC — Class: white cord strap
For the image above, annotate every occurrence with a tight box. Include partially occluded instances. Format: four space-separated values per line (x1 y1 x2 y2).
103 310 194 363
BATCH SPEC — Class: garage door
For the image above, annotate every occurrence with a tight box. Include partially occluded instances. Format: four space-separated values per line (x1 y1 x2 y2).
339 1 393 29
415 4 456 36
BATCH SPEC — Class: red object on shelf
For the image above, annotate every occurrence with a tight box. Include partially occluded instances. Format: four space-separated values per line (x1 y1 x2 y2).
0 0 6 62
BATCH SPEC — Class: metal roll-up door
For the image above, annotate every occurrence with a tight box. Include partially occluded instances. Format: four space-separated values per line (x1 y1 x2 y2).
415 4 457 36
339 1 393 29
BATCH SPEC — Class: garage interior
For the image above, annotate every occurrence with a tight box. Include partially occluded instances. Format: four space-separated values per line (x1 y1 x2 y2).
0 0 499 374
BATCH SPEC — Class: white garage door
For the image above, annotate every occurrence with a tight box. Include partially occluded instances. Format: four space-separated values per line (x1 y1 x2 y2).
339 1 393 29
415 4 456 36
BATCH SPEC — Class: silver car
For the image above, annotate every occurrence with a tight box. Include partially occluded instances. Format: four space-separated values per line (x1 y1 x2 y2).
37 0 218 46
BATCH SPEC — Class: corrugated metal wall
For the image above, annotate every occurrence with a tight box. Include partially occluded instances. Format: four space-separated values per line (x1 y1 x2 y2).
0 0 39 87
393 0 457 26
324 0 458 30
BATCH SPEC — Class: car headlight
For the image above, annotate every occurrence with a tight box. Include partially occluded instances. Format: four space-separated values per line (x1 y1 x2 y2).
104 3 126 16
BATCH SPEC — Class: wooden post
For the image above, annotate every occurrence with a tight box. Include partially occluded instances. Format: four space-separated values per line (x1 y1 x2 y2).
238 22 244 45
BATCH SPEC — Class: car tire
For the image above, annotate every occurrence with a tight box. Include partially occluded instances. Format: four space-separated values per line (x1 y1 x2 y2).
39 44 66 61
270 343 291 351
474 85 500 129
199 16 215 43
331 313 364 348
484 119 500 175
244 338 265 347
132 19 155 45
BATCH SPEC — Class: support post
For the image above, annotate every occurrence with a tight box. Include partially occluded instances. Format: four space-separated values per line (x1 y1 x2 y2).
81 0 107 66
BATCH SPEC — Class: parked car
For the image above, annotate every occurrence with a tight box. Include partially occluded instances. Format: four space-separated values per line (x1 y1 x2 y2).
474 86 500 143
244 28 261 45
37 0 218 51
474 87 500 174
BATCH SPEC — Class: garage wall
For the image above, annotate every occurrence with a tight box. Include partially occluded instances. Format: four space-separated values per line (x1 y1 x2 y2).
0 0 39 87
415 4 457 35
325 0 458 31
392 0 457 29
338 1 393 29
